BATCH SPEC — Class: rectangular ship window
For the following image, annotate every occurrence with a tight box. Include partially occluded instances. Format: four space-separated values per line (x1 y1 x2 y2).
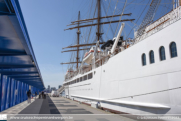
88 73 93 79
84 75 87 81
77 78 79 82
80 77 82 82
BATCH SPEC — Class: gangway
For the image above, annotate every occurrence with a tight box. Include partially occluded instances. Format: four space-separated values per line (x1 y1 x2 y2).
57 86 65 94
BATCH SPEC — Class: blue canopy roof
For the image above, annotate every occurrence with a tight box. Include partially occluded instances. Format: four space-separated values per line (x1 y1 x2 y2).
0 0 45 90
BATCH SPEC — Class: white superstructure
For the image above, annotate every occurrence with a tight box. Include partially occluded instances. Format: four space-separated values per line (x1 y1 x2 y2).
63 5 181 115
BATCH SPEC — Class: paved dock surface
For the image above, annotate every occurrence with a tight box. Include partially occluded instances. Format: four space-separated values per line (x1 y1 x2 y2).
0 95 137 121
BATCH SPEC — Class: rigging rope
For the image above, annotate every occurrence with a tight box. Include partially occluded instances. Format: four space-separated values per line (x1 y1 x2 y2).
113 0 128 38
104 0 119 41
101 0 114 37
124 0 150 41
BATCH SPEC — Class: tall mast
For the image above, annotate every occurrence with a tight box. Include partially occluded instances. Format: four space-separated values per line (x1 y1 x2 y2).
62 0 134 66
76 11 80 69
97 0 101 41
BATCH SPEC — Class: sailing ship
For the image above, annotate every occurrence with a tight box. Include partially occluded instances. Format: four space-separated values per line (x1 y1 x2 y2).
61 0 181 114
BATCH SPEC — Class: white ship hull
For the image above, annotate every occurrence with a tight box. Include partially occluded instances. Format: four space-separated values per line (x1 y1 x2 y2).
64 8 181 114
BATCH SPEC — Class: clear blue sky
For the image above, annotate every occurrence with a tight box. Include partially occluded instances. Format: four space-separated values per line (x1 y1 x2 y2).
18 0 79 89
18 0 98 89
18 0 172 89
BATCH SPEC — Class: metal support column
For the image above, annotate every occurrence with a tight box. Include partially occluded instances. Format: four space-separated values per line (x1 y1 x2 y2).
9 78 12 108
1 75 8 111
13 80 16 106
0 74 2 111
5 77 10 109
16 81 19 104
26 84 29 100
10 79 15 107
20 82 23 102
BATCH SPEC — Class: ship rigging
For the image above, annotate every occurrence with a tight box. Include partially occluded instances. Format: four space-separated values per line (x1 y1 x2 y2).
61 0 134 71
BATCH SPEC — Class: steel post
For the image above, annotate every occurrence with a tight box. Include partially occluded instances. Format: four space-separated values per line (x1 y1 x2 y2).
5 77 10 109
0 74 2 112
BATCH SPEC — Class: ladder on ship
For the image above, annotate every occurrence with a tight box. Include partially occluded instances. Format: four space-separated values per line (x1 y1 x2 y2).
136 0 161 37
57 86 65 94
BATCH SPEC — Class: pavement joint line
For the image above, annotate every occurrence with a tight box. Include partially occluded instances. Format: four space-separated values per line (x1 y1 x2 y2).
0 96 137 121
62 97 112 114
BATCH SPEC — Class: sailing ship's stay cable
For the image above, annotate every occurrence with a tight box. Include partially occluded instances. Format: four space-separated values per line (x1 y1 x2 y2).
124 0 172 40
82 3 91 59
81 0 96 62
71 34 77 69
117 0 173 5
124 0 150 40
105 0 119 40
66 0 93 70
68 0 86 70
156 0 172 18
158 1 167 21
121 0 139 13
86 6 97 45
113 0 127 38
123 0 149 33
101 0 114 37
116 0 136 14
82 0 96 60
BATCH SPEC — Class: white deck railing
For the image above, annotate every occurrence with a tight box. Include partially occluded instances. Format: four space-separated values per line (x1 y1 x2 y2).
134 6 181 44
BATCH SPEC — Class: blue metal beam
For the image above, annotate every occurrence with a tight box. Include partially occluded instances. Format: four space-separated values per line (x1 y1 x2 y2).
1 75 7 111
0 71 38 75
17 78 41 80
8 74 39 77
0 74 2 111
10 76 39 78
0 64 35 68
0 49 26 56
4 0 15 13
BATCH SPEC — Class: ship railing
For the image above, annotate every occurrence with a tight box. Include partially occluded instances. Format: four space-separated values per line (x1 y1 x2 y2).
133 6 181 45
64 53 115 81
79 64 92 75
64 70 80 81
